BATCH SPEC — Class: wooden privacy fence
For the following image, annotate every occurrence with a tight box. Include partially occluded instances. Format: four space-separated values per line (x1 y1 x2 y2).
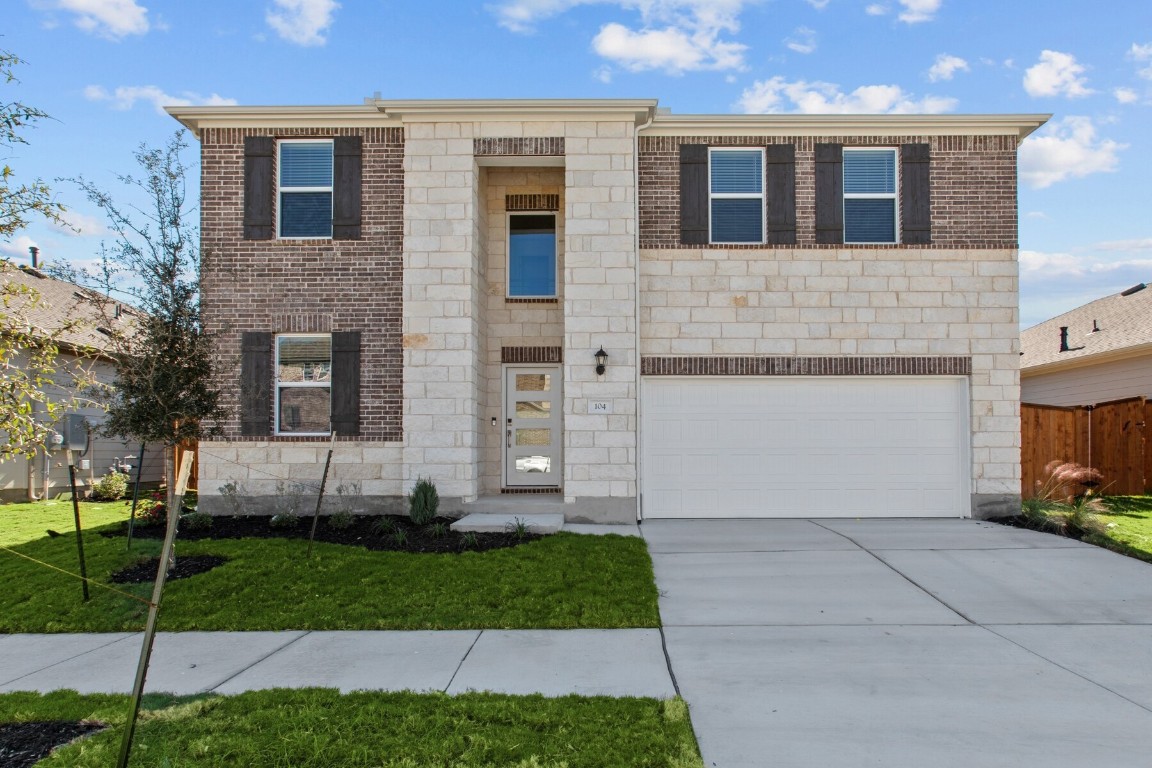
1021 397 1150 497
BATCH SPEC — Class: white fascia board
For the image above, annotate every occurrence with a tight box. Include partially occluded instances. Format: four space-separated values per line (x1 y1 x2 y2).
644 113 1052 141
166 105 393 137
1021 341 1152 377
372 99 658 124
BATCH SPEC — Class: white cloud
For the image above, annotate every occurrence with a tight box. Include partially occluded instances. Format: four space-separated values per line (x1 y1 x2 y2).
1024 211 1049 220
865 4 887 15
1114 87 1139 104
266 0 339 47
927 53 968 82
49 210 108 238
1018 116 1125 189
1019 248 1152 327
85 84 238 115
1129 42 1152 79
594 65 613 83
785 26 817 54
0 235 40 262
805 0 829 8
35 0 150 40
897 0 940 23
736 76 956 114
1095 238 1152 252
492 1 753 72
1023 50 1093 98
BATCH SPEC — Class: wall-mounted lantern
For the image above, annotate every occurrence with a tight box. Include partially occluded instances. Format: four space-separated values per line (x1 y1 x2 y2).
594 347 608 376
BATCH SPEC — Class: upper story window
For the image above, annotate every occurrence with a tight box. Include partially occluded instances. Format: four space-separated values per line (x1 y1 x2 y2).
709 148 764 244
508 213 557 298
276 334 331 435
843 148 898 244
279 140 333 238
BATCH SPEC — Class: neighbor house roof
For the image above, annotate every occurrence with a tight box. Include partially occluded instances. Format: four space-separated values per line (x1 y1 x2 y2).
1 261 140 357
1021 283 1152 374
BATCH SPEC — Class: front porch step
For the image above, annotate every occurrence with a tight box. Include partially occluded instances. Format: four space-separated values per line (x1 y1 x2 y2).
450 513 565 535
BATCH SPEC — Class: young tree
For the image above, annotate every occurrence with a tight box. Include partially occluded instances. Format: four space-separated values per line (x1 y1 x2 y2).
1 49 65 237
72 132 225 517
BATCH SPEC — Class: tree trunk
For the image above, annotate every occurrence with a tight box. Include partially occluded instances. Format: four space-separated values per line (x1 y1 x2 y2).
165 444 177 572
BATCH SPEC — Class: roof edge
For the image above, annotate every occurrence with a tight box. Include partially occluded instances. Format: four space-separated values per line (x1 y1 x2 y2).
646 113 1051 140
1021 340 1152 376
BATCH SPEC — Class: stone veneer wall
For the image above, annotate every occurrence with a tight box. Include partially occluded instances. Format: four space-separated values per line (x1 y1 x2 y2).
197 127 405 510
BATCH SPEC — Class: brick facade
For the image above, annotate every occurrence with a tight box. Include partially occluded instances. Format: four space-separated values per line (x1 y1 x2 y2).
638 135 1019 249
199 126 405 442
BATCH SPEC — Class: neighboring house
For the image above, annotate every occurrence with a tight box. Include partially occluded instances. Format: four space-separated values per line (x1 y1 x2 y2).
1021 283 1152 406
168 100 1047 521
0 260 164 501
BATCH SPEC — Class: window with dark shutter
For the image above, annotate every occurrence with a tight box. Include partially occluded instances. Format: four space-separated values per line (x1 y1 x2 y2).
901 143 931 245
765 144 796 245
240 332 272 435
679 144 709 245
815 143 843 245
243 138 275 240
844 148 898 244
331 331 361 436
333 136 363 240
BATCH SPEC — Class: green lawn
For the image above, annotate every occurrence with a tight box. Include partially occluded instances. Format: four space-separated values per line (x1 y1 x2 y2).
0 689 702 767
1093 496 1152 563
0 502 660 632
0 500 131 548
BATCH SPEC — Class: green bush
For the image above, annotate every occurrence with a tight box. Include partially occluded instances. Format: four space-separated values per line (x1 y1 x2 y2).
180 511 213 531
370 516 396 536
408 477 439 526
269 513 300 530
327 510 355 530
89 471 129 502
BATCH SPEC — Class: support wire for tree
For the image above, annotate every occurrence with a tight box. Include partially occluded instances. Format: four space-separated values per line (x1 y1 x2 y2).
116 450 194 768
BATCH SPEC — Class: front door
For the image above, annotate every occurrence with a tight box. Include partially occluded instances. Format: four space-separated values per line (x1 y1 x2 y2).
504 367 562 487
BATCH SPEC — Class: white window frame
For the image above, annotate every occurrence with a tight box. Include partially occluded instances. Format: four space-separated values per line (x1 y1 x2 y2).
277 139 334 240
506 212 559 299
843 147 900 245
274 333 332 436
708 147 765 245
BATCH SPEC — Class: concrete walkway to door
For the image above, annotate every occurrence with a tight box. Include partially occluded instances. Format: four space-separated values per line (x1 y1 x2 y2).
642 518 1152 768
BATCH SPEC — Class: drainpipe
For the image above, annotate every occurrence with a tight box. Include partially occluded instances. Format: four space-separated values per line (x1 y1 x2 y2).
633 105 655 523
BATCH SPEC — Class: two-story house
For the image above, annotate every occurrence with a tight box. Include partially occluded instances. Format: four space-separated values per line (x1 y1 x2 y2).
168 99 1047 522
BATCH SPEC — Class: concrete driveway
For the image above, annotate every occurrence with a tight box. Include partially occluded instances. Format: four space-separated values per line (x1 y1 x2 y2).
643 518 1152 768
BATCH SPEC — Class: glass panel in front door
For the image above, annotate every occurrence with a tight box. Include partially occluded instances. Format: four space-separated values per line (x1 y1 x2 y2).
505 367 561 487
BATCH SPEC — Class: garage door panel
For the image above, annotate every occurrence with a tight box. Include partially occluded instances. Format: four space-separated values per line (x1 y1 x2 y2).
642 377 967 519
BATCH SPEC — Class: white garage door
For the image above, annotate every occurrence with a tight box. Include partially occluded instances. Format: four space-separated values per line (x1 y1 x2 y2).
641 377 968 518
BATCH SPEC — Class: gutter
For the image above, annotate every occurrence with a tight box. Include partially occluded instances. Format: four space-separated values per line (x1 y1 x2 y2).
1021 340 1152 377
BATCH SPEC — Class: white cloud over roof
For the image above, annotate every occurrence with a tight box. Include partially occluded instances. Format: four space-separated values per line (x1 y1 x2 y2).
1023 50 1093 98
736 76 956 114
1019 116 1124 189
266 0 340 47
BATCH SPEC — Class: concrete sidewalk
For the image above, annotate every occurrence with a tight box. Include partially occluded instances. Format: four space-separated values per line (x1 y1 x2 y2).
644 518 1152 768
0 628 674 698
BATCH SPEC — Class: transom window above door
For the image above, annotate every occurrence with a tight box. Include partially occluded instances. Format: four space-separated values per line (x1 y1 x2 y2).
508 213 557 298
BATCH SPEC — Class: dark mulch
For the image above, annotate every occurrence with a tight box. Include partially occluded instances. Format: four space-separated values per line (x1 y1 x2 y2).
114 515 543 554
109 554 230 584
0 721 108 768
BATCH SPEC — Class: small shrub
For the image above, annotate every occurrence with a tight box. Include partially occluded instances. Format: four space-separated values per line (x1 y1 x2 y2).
269 513 300 530
1023 461 1108 538
371 517 396 536
135 492 167 527
218 481 246 516
274 480 306 518
180 511 213 532
506 517 531 540
426 521 449 539
408 476 439 526
334 481 361 517
391 529 408 547
461 531 479 550
328 510 355 530
90 471 129 502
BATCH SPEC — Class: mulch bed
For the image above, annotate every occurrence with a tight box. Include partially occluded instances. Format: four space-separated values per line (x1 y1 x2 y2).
0 721 107 768
116 514 543 554
109 554 230 584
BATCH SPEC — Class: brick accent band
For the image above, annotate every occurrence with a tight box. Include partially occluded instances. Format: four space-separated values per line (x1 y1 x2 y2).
506 194 560 211
475 137 565 156
502 346 563 364
640 356 971 376
501 487 563 494
504 297 559 305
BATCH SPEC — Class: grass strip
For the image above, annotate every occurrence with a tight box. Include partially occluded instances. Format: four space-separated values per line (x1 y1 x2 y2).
1092 496 1152 564
0 689 702 768
0 504 659 632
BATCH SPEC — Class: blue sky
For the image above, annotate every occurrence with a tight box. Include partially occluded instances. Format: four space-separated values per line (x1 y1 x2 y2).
3 0 1151 327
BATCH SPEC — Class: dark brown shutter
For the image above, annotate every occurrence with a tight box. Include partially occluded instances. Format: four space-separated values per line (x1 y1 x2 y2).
815 143 843 245
331 331 361 436
243 137 275 240
333 136 362 240
765 144 796 245
240 332 272 436
901 143 931 245
679 144 709 244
